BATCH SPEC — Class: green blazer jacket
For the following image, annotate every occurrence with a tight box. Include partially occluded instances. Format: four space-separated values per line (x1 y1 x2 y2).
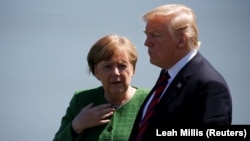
53 86 149 141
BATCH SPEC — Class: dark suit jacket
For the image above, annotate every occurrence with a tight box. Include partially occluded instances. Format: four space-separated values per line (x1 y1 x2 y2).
129 52 232 140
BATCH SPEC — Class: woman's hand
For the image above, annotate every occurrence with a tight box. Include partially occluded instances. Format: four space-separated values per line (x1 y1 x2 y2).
71 103 114 134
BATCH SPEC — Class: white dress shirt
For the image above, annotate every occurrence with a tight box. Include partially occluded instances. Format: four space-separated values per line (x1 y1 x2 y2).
141 50 197 120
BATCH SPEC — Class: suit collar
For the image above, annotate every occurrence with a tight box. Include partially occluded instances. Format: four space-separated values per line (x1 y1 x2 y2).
158 52 203 105
167 50 197 87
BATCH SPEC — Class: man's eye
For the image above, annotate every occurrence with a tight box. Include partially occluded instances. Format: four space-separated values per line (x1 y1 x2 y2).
151 34 160 38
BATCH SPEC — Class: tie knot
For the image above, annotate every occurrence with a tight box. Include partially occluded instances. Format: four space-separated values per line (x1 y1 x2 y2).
160 69 170 79
157 69 170 86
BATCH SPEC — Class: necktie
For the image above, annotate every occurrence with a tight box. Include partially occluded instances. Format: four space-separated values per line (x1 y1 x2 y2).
136 69 170 141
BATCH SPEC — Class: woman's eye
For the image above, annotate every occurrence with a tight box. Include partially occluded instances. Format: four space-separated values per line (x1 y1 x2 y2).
119 64 127 69
103 65 112 70
104 65 112 69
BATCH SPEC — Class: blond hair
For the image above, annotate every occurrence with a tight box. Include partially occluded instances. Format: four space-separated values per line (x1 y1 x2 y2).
87 34 138 75
143 4 201 49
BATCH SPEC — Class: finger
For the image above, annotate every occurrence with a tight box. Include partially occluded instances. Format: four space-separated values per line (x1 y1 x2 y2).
98 119 111 125
101 107 115 114
95 103 112 111
102 111 114 119
83 103 93 109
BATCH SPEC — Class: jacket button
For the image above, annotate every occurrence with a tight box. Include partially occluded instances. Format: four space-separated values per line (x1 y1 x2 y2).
107 126 113 132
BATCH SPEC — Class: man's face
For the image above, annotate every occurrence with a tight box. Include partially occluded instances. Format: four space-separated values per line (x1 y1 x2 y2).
144 18 179 69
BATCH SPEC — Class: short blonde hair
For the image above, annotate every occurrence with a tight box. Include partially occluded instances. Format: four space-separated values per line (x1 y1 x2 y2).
87 34 138 75
143 4 201 49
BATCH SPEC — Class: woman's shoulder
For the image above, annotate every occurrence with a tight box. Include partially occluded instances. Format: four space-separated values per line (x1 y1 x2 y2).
73 86 103 98
134 86 150 96
128 87 149 103
70 86 105 106
136 88 150 93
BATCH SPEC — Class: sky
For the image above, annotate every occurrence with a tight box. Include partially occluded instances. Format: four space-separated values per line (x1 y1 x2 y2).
0 0 250 141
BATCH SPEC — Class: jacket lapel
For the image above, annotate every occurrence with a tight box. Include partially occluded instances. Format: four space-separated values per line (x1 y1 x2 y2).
160 73 191 106
158 52 203 107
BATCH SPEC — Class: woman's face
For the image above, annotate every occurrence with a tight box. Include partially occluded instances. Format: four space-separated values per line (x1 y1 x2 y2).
94 49 134 96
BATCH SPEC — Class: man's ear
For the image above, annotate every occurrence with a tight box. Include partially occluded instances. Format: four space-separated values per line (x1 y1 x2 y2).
178 35 187 48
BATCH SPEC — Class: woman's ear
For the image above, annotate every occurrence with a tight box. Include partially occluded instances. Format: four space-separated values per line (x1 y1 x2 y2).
94 69 100 80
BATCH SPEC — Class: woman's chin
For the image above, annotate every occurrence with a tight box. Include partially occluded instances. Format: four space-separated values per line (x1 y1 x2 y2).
110 84 124 92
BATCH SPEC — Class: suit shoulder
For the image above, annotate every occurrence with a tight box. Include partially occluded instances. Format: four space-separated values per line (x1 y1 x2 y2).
189 53 227 81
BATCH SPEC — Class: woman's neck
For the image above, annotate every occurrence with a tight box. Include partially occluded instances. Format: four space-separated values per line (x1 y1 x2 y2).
104 86 136 107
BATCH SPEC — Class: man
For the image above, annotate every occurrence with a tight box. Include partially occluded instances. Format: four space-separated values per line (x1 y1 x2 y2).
129 4 232 141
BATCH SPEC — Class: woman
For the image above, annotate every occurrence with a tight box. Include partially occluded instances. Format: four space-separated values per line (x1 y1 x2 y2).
53 34 149 141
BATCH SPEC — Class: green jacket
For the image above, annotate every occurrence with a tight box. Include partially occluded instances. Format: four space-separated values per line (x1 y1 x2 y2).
53 86 149 141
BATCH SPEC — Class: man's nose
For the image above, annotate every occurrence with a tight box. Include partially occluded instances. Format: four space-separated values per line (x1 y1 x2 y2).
144 37 152 47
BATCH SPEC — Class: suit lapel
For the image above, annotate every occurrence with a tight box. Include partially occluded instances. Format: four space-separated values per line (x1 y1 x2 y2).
159 73 191 106
158 52 203 107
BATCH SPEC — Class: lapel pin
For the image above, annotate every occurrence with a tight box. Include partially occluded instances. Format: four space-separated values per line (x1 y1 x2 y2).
177 82 182 89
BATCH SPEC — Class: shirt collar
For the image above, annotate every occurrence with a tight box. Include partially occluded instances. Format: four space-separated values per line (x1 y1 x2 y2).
167 50 197 79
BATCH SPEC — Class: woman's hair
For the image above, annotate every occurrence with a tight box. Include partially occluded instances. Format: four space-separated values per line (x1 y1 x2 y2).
143 4 201 49
87 34 138 76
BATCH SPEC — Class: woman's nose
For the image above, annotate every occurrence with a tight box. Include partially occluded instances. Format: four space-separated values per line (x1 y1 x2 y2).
112 67 120 75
